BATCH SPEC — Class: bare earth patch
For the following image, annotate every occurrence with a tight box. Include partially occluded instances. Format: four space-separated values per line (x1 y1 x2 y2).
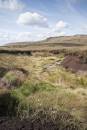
61 55 87 72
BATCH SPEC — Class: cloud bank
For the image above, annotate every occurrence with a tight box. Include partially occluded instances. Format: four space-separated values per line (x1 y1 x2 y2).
0 19 69 45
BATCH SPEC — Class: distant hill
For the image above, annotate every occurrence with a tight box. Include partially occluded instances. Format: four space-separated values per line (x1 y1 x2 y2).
42 35 87 44
1 35 87 54
7 35 87 46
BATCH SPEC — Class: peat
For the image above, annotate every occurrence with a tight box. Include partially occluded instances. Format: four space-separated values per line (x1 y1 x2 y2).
0 111 84 130
61 55 87 72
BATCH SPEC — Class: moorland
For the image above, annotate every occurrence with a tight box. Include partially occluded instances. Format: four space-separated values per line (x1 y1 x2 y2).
0 35 87 130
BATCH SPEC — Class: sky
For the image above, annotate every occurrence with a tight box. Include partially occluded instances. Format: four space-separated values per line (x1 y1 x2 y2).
0 0 87 45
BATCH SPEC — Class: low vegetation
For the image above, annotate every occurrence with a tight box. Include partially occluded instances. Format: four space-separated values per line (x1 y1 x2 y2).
0 52 87 129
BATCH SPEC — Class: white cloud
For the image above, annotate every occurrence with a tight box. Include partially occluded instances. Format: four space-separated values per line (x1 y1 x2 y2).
0 0 24 11
55 20 68 31
17 12 48 28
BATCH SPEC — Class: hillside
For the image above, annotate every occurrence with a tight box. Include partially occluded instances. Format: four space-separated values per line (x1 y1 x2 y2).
0 35 87 130
1 35 87 53
7 34 87 46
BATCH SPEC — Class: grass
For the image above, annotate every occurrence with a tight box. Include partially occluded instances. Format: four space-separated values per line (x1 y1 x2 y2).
4 71 17 82
0 80 86 122
13 81 55 97
0 54 87 129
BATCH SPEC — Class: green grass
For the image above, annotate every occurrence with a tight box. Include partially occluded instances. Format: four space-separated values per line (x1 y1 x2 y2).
17 82 55 97
4 71 17 82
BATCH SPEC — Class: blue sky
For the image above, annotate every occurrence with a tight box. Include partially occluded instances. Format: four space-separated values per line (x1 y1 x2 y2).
0 0 87 45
